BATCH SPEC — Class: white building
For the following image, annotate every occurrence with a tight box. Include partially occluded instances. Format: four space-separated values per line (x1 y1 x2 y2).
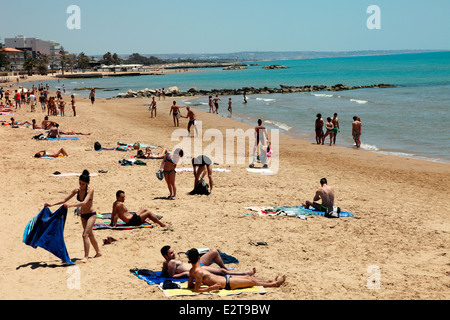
5 35 60 59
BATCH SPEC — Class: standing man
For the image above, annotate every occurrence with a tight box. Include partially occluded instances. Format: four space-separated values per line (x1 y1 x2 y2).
250 119 269 168
182 107 198 137
89 88 95 105
149 96 157 118
227 98 232 117
302 178 335 213
352 116 362 148
315 113 324 144
332 113 340 144
213 95 221 114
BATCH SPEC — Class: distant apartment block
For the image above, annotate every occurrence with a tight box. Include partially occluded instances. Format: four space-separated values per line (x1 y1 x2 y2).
0 47 24 70
5 35 60 59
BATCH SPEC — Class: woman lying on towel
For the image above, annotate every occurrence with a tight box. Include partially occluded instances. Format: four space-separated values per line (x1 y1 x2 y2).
136 147 167 159
34 147 68 158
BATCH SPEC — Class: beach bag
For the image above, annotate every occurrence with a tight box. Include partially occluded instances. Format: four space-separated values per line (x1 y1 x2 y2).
33 133 46 140
94 141 102 151
325 206 340 218
133 142 140 150
156 170 163 181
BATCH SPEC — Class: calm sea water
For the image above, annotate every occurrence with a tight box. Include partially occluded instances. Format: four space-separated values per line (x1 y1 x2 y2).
47 51 450 163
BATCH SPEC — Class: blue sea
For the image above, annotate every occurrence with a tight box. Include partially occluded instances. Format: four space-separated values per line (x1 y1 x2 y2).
46 51 450 164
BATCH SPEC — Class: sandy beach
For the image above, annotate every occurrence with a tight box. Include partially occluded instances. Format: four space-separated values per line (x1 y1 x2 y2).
1 74 449 301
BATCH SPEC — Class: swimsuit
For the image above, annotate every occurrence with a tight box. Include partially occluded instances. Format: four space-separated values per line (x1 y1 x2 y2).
126 212 142 226
77 187 96 220
224 275 231 290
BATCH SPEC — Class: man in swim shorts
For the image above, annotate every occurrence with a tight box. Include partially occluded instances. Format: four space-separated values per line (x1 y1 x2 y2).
352 116 362 148
332 113 340 144
187 248 285 293
182 107 198 137
315 113 324 144
111 190 167 227
302 177 335 213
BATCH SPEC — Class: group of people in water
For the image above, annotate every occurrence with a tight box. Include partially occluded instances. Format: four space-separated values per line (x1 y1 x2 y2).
315 113 362 148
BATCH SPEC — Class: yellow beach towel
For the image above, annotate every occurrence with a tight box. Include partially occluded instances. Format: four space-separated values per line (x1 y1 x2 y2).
158 282 266 297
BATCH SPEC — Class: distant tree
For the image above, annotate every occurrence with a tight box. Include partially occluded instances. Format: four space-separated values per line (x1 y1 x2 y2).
0 43 8 69
23 51 36 75
36 54 49 75
101 52 113 65
77 52 91 69
112 53 121 65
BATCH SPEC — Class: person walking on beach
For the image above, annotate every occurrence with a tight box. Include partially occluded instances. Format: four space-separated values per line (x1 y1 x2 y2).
111 190 167 227
322 117 334 146
302 177 335 213
44 169 102 263
71 95 76 116
213 95 221 114
89 88 95 105
250 119 269 168
149 96 157 118
169 101 182 127
352 116 362 148
182 106 198 137
315 113 324 144
227 98 232 117
332 113 340 144
159 148 184 200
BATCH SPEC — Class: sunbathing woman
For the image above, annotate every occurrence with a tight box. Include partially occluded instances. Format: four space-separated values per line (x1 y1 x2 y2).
34 147 68 158
159 148 184 200
44 169 101 263
136 147 167 159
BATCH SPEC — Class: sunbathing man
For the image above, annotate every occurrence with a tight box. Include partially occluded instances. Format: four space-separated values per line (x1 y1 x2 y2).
302 177 335 213
34 148 68 158
160 245 256 279
111 190 167 228
41 116 56 130
9 117 32 127
187 248 285 293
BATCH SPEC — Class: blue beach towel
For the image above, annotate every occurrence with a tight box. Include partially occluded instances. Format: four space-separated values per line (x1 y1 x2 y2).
245 205 355 217
130 269 189 285
23 206 75 265
46 137 79 141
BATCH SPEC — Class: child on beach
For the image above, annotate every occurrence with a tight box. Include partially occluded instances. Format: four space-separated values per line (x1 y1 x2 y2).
44 169 102 263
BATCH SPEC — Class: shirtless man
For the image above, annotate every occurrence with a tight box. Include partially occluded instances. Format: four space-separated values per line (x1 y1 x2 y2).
213 95 221 114
303 178 335 213
315 113 324 144
47 123 61 138
149 96 157 118
250 119 269 168
182 107 198 137
160 245 256 279
352 116 362 148
110 190 167 227
208 96 214 113
332 113 340 144
187 248 285 293
41 116 56 130
227 98 232 117
169 101 181 127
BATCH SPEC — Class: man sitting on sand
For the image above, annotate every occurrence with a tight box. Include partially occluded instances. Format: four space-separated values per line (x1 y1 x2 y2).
302 177 335 213
187 248 285 293
41 116 56 130
111 190 167 228
161 245 256 279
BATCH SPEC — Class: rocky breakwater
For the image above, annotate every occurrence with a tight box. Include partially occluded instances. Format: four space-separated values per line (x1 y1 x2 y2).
115 83 396 98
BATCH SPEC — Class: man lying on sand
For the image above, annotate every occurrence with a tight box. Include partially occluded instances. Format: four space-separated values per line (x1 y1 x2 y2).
47 123 91 138
160 245 256 278
187 248 285 293
111 190 167 227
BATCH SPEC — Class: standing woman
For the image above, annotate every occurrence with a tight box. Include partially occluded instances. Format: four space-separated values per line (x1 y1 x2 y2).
44 169 101 263
159 149 184 200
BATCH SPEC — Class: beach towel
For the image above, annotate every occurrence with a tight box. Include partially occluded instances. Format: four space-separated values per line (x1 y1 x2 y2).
51 172 99 177
158 282 266 297
23 206 75 265
117 141 158 150
246 168 274 174
46 137 79 141
130 269 189 285
175 167 231 173
245 205 355 218
93 221 153 230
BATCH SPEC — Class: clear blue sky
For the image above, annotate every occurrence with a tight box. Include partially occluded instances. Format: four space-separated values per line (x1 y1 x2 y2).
1 0 449 56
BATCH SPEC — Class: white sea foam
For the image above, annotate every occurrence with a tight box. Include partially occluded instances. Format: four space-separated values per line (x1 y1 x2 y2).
264 120 292 131
256 98 276 102
313 93 333 98
350 99 368 104
360 143 379 151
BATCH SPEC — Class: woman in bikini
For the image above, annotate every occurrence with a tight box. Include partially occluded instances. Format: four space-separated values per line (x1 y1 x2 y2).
159 148 184 200
44 169 101 263
34 147 68 158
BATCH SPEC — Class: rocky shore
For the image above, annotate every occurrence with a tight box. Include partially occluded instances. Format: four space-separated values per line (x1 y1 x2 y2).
114 83 396 99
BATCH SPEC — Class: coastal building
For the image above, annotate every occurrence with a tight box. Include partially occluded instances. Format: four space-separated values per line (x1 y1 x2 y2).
5 35 60 59
98 64 143 72
0 47 25 70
